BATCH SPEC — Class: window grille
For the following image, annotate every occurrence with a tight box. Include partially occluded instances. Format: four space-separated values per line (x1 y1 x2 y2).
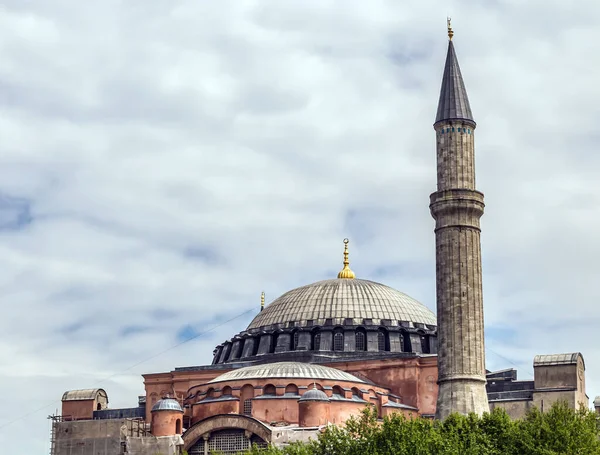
355 331 366 351
333 332 344 351
243 399 252 415
293 331 299 350
378 331 386 351
313 332 321 350
208 430 248 454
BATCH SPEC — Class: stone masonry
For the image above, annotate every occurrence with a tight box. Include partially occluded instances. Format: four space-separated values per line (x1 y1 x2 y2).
430 35 489 419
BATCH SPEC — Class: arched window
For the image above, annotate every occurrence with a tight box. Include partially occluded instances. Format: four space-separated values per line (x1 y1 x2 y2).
378 329 389 351
421 335 429 353
206 388 215 398
97 403 102 411
233 342 243 359
285 384 299 396
351 388 362 399
175 418 182 434
221 386 232 396
292 331 299 350
262 384 276 396
332 386 344 398
240 384 254 416
271 334 278 354
333 330 344 351
312 330 321 351
399 333 405 352
355 330 366 351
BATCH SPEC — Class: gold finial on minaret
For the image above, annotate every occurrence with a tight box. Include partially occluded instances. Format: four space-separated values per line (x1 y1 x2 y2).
337 238 356 279
447 17 454 41
260 291 265 311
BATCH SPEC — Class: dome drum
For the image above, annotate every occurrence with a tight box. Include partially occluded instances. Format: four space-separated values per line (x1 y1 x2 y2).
212 324 437 365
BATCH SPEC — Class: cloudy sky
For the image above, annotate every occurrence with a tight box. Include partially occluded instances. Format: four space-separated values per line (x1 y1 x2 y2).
1 0 599 452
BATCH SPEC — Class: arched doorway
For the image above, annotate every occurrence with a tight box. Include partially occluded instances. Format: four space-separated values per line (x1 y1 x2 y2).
183 414 271 455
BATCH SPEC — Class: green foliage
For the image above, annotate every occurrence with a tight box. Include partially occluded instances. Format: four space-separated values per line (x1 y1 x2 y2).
243 401 600 455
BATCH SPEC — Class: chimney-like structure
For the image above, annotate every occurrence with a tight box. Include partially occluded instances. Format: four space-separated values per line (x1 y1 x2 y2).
430 20 489 419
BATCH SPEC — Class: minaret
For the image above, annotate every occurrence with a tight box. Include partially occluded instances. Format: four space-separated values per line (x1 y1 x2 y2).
430 19 489 419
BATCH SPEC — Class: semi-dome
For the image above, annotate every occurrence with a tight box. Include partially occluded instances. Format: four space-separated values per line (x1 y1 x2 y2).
208 362 365 384
248 278 436 330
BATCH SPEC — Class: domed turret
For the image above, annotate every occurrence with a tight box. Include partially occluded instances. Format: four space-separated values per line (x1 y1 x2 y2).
299 385 330 427
151 397 183 437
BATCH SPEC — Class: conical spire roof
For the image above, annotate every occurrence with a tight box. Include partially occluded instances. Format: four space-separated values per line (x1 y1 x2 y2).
435 40 474 125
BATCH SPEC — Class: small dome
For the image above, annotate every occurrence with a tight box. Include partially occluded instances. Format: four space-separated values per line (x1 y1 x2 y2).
208 362 365 384
151 398 183 413
299 387 330 402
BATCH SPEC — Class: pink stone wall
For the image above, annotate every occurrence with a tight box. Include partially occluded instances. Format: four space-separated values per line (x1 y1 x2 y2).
61 400 95 421
152 410 183 436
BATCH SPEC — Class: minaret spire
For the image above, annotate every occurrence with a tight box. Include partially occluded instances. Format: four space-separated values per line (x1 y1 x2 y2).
435 20 474 127
430 23 489 419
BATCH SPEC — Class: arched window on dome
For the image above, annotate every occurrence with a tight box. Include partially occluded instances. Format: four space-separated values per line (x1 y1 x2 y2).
221 386 232 396
332 386 344 398
355 329 366 351
262 384 276 396
399 333 405 352
285 384 299 396
378 329 389 351
421 335 429 354
292 331 299 350
351 388 362 400
312 329 321 351
333 329 344 351
271 334 279 354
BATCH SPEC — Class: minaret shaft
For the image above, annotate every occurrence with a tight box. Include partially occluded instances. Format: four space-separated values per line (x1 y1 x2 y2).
431 35 489 419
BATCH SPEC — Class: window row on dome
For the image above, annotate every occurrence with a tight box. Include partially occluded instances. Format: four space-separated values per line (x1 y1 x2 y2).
212 328 436 364
191 382 370 404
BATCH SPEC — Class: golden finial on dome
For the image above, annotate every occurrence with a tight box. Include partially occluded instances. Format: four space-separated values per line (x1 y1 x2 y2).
260 291 265 311
447 17 454 41
337 238 356 279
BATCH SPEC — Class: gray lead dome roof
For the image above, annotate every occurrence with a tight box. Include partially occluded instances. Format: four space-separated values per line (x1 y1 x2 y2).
208 362 365 384
248 278 436 329
151 398 183 412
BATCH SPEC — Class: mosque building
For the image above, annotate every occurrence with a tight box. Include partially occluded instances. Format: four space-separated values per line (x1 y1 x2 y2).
50 23 589 455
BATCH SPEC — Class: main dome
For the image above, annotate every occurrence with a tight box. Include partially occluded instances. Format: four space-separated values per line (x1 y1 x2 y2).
248 278 436 330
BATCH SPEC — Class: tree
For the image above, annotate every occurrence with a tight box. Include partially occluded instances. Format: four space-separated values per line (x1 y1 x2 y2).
242 401 600 455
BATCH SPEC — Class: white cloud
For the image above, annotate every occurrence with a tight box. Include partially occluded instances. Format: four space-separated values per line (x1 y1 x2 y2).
0 0 599 451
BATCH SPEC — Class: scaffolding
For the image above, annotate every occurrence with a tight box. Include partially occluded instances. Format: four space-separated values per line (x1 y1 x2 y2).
47 414 147 455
